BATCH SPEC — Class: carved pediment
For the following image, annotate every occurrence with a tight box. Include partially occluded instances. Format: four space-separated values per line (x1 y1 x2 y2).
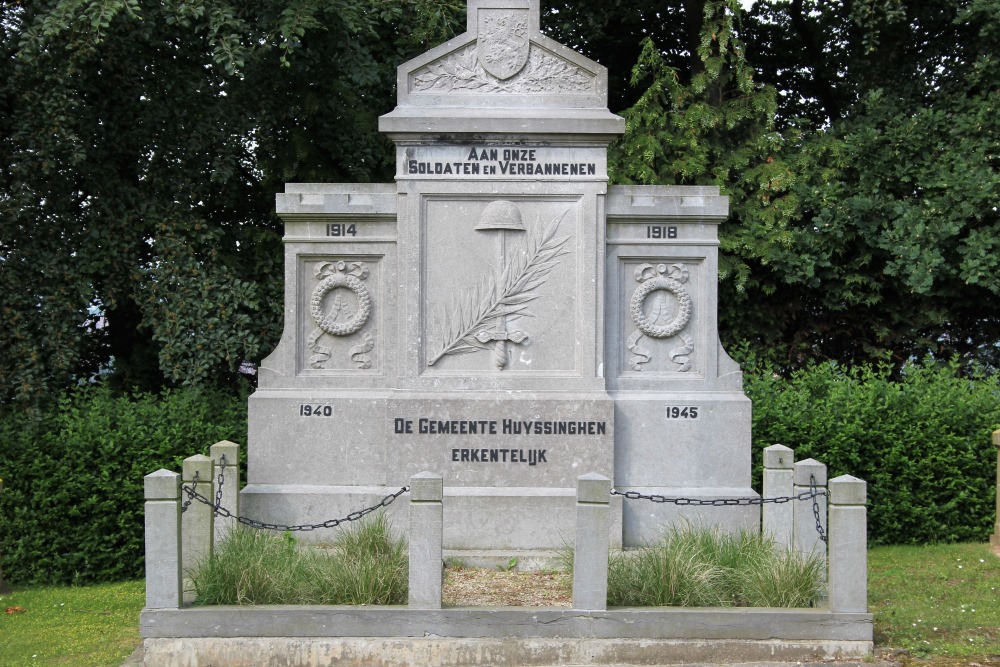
410 42 597 95
380 0 622 137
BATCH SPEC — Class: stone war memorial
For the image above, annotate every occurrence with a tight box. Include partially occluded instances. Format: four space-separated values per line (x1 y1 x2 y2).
140 2 873 663
243 0 754 551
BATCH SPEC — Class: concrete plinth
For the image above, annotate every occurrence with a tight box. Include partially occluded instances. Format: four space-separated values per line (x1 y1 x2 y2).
141 606 873 666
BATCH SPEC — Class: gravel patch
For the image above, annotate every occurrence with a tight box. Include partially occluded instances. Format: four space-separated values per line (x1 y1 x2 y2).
443 566 571 607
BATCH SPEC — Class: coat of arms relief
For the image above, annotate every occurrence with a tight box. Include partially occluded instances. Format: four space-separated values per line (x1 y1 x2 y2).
409 9 594 94
477 9 529 80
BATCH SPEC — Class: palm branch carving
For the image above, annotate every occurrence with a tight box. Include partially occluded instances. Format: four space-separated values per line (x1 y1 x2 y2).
427 211 570 366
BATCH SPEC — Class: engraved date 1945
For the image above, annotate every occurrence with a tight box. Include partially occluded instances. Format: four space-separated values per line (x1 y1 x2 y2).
665 406 699 419
299 404 334 417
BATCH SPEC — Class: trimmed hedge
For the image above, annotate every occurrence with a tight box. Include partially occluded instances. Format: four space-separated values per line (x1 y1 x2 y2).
0 384 246 585
745 358 1000 545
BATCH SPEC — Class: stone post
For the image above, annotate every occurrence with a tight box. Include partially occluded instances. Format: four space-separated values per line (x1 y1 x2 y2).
992 430 1000 546
573 473 612 611
408 472 443 610
762 444 795 549
210 440 240 545
793 458 828 560
181 455 214 583
144 469 182 609
828 475 867 613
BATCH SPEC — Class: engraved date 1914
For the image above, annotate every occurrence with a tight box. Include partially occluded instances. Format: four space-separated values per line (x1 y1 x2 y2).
299 404 334 417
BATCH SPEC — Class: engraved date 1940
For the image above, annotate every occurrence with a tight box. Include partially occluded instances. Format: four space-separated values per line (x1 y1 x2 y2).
299 404 334 417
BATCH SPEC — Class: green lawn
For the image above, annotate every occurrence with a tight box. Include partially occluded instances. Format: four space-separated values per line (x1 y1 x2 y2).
869 542 1000 662
0 580 143 667
0 543 997 666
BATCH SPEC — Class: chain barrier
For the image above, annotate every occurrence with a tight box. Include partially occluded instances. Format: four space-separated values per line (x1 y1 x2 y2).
180 454 409 532
612 473 828 543
182 456 827 541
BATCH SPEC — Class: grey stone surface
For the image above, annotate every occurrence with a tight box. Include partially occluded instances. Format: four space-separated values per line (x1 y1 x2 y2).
141 637 874 667
144 470 182 609
573 473 611 610
408 472 443 609
210 441 239 545
379 0 622 139
763 444 793 470
144 468 182 500
762 445 794 548
793 459 828 560
828 474 866 506
828 475 867 613
245 0 756 553
141 606 873 642
181 455 213 583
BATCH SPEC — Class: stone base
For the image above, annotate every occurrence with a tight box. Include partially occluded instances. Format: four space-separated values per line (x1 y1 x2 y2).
142 637 874 667
617 486 760 547
239 485 623 550
141 607 873 666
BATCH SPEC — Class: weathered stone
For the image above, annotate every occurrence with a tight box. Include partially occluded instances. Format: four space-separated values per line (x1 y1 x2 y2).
142 635 874 667
573 473 611 610
144 470 182 609
244 0 754 553
210 440 239 545
141 606 873 642
181 455 213 586
763 444 795 548
829 475 868 613
793 459 828 560
408 472 443 609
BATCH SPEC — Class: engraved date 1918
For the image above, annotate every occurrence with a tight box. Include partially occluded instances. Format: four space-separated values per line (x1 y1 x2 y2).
299 404 334 417
647 225 677 239
665 406 699 419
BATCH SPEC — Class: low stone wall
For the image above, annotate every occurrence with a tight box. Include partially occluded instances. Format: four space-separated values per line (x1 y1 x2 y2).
141 608 872 666
141 442 873 664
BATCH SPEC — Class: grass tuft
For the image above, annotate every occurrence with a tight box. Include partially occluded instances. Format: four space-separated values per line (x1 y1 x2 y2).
588 524 824 607
191 512 407 605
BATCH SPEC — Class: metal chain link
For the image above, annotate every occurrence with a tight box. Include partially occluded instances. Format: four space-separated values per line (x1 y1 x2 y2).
613 473 829 543
180 470 199 514
810 474 828 544
180 479 409 532
214 454 226 516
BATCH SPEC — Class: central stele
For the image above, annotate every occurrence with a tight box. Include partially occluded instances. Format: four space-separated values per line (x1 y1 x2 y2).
241 0 755 551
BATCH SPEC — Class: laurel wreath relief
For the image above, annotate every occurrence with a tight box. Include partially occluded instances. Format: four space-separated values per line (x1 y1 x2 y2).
627 263 694 372
307 261 374 370
427 212 570 367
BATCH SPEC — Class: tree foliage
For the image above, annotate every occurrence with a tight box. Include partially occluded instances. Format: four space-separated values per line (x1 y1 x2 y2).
0 0 463 403
605 0 1000 369
1 0 998 405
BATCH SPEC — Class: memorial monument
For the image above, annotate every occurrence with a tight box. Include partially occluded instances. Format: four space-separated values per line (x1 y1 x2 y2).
241 0 757 551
